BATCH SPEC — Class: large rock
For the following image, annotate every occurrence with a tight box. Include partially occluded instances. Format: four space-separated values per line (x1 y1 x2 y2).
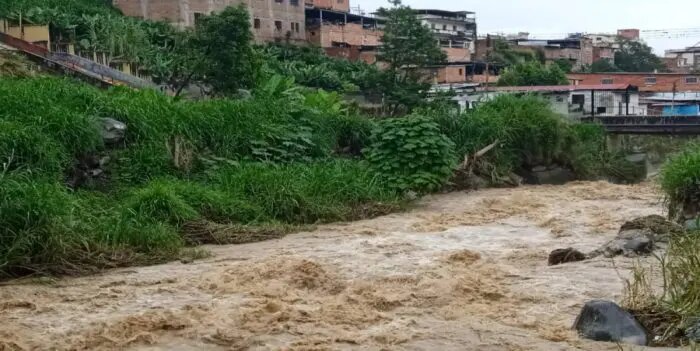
548 248 586 266
521 166 575 185
573 300 648 346
100 117 127 145
591 215 684 258
687 320 700 342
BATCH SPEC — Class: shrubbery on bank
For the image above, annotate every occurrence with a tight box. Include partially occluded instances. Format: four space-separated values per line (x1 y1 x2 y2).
0 77 621 278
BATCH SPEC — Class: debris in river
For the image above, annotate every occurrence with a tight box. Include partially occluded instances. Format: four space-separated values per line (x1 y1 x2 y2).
548 248 586 266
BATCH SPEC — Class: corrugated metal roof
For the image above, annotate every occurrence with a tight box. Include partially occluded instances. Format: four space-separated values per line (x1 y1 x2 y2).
488 84 633 92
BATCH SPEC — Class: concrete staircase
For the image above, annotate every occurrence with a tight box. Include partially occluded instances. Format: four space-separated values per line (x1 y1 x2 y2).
0 32 156 89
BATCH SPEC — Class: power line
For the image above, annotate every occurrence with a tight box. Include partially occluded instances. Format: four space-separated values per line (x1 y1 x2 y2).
484 27 700 40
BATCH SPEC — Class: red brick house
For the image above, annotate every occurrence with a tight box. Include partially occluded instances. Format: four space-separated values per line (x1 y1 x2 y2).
568 73 700 93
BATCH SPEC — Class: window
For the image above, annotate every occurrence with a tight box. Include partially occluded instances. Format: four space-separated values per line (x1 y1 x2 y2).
275 21 282 31
572 94 585 105
290 0 298 5
254 18 261 29
290 22 299 33
275 0 283 3
193 12 205 26
458 68 463 75
453 25 457 31
431 23 436 29
442 24 447 30
601 78 614 85
596 107 607 114
686 77 699 84
645 76 657 85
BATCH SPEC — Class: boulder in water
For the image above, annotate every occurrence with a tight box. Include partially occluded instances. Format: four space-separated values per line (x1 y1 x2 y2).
548 248 586 266
573 300 648 346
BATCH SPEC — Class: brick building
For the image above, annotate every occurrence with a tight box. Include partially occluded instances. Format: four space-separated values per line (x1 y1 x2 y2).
305 7 383 64
568 73 700 93
112 0 306 43
413 9 477 63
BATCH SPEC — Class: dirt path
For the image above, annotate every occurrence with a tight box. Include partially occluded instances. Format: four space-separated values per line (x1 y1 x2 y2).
0 181 678 351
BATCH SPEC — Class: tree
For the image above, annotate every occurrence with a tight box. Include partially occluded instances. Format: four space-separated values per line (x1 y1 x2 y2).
614 39 665 72
553 58 574 73
376 0 446 114
486 38 540 67
191 5 258 96
586 59 619 73
497 61 569 86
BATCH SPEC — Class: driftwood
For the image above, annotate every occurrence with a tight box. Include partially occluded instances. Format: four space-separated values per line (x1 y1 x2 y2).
460 139 500 171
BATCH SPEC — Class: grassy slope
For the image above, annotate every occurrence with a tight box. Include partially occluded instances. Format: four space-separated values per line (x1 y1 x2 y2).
0 77 402 278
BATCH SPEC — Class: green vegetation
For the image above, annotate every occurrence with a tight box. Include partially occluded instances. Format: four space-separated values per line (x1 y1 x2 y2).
365 115 455 193
0 77 406 278
660 143 700 221
583 39 666 73
619 144 700 347
0 3 634 280
497 61 569 86
427 94 621 182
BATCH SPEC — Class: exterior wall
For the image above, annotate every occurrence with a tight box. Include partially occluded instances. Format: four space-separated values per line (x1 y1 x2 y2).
425 65 466 84
307 23 382 47
0 20 50 48
304 0 349 12
593 46 615 62
113 0 306 43
443 47 470 62
570 91 644 116
618 29 640 41
568 73 700 92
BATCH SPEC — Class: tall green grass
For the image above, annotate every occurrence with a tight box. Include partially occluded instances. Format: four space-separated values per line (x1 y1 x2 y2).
661 143 700 220
0 77 401 278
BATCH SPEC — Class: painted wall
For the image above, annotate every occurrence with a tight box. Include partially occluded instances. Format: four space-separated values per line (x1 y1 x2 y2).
663 104 700 116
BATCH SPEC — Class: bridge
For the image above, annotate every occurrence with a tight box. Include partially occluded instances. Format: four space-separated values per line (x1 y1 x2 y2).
579 116 700 135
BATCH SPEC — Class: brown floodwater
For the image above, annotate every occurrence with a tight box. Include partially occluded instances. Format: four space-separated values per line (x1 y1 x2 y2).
0 181 682 350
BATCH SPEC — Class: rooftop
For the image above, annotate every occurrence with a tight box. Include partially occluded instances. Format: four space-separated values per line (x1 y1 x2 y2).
487 84 636 93
569 72 700 76
413 9 475 16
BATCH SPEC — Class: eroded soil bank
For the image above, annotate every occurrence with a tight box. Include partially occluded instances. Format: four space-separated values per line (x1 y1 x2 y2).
0 181 681 350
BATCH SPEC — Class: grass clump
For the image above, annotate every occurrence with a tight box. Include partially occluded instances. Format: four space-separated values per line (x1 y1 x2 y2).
660 143 700 221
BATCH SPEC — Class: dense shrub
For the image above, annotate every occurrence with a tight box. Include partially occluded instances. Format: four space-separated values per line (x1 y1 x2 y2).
430 94 569 177
0 175 75 276
365 115 456 193
660 143 700 220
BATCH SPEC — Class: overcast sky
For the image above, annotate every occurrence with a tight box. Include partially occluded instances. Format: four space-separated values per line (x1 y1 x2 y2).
353 0 700 55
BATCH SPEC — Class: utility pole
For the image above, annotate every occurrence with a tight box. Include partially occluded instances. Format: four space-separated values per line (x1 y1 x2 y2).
672 81 677 116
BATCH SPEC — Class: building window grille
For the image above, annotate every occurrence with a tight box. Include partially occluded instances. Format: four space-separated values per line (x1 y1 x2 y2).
645 77 657 85
601 78 614 85
254 18 261 29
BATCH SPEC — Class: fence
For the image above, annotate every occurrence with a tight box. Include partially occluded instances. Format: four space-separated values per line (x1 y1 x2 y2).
569 89 644 117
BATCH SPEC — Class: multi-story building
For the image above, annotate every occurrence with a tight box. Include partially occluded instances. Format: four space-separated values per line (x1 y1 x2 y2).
510 36 594 70
665 44 700 74
414 9 477 63
305 6 384 64
112 0 306 44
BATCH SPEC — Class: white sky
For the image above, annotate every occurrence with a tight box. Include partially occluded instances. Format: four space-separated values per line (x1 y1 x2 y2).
353 0 700 55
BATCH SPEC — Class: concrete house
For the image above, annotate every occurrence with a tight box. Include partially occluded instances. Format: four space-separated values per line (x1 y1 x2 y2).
113 0 307 44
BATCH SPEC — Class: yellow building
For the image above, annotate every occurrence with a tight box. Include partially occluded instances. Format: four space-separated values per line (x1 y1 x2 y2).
0 19 51 49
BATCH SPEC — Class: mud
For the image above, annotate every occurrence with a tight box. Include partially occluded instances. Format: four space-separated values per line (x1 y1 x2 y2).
0 181 680 350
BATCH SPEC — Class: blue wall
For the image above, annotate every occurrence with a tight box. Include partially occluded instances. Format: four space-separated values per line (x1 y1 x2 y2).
663 104 700 116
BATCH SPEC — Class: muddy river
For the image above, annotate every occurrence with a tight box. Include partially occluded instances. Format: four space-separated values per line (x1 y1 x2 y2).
0 181 680 350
